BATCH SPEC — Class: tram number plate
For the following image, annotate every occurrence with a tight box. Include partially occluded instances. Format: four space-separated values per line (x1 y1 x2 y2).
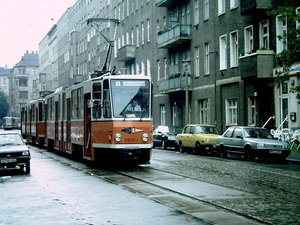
125 138 138 142
1 158 17 163
269 150 282 154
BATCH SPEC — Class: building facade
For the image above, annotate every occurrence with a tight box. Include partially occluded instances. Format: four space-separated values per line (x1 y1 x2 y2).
0 66 11 97
36 0 299 132
9 51 39 117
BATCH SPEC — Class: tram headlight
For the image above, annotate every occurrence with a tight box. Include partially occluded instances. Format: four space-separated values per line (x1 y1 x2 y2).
114 133 122 142
142 133 149 142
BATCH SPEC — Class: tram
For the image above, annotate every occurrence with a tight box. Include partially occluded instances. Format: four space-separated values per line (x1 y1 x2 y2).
21 72 153 165
3 116 21 130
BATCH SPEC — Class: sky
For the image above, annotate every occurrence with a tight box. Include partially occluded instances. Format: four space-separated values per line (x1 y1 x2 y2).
0 0 77 68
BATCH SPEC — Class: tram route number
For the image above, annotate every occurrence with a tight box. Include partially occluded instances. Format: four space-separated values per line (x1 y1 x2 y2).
124 138 138 142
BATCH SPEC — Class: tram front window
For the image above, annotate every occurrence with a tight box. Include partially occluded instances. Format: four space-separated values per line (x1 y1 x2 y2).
111 79 150 118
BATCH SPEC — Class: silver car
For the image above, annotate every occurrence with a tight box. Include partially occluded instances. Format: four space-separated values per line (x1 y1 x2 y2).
216 126 291 161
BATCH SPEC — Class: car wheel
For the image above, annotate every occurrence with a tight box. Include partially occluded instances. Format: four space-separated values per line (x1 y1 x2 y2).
25 161 30 174
162 140 167 150
219 145 227 158
278 156 287 164
195 142 204 155
179 142 185 153
245 146 255 161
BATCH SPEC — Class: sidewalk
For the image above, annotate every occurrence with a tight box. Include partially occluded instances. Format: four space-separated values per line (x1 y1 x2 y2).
287 150 300 164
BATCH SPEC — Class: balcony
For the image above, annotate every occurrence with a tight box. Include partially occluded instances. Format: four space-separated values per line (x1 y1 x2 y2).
239 50 275 78
157 25 191 49
117 45 136 62
241 0 273 15
158 75 191 94
155 0 176 7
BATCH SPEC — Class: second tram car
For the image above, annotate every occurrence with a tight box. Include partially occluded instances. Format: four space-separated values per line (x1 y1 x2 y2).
21 73 152 165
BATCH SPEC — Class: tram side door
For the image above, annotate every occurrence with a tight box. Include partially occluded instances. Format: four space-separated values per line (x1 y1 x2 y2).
54 101 59 149
84 93 92 156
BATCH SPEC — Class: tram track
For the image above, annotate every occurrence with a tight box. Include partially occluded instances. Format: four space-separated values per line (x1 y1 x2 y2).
37 147 300 225
150 155 300 205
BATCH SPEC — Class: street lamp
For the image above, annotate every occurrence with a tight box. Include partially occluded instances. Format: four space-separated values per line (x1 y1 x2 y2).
182 60 191 125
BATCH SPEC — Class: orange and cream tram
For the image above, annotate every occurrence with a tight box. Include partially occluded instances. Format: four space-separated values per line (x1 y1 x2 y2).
21 72 152 165
21 99 45 146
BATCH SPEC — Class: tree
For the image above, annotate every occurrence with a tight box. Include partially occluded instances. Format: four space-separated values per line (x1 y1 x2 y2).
0 91 9 121
267 6 300 102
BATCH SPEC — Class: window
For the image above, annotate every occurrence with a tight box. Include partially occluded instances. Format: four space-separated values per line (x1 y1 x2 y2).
157 60 161 80
230 0 238 9
230 31 238 67
77 88 83 119
147 59 151 76
131 28 134 45
204 43 209 74
147 19 150 42
248 96 256 125
141 22 144 45
194 0 199 25
218 0 225 15
136 25 139 47
33 80 37 87
219 35 227 70
194 46 200 77
199 99 209 124
204 0 209 20
19 91 28 99
281 82 288 95
226 99 237 125
276 15 287 53
19 78 28 87
160 105 166 125
259 20 269 49
244 25 253 54
281 97 289 128
164 58 167 79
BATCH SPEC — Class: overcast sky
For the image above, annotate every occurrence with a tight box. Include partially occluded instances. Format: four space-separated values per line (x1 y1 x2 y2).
0 0 77 68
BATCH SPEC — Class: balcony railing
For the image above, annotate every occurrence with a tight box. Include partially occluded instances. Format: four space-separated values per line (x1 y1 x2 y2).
155 0 176 7
158 76 191 93
117 45 136 62
157 25 191 49
239 50 275 78
241 0 272 15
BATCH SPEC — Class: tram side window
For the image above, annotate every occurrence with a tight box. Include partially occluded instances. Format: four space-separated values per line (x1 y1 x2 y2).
48 98 54 120
103 80 111 118
77 88 83 119
38 102 43 121
93 83 102 118
71 90 77 119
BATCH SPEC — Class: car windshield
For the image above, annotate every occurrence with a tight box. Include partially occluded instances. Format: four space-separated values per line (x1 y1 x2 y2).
243 128 273 139
0 133 24 146
155 126 182 135
195 126 219 134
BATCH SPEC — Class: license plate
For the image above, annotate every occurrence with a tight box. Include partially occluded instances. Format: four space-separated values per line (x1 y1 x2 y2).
269 150 282 154
1 158 17 163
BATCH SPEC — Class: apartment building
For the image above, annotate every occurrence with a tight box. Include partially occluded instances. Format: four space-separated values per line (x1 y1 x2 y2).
9 51 39 117
37 0 299 132
0 66 11 97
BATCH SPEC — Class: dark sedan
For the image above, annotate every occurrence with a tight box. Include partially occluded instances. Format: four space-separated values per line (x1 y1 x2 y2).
0 131 31 173
153 126 182 149
216 126 291 161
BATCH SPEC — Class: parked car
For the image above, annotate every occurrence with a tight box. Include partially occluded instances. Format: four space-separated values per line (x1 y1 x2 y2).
216 126 291 161
153 126 182 149
176 124 220 154
0 131 31 173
